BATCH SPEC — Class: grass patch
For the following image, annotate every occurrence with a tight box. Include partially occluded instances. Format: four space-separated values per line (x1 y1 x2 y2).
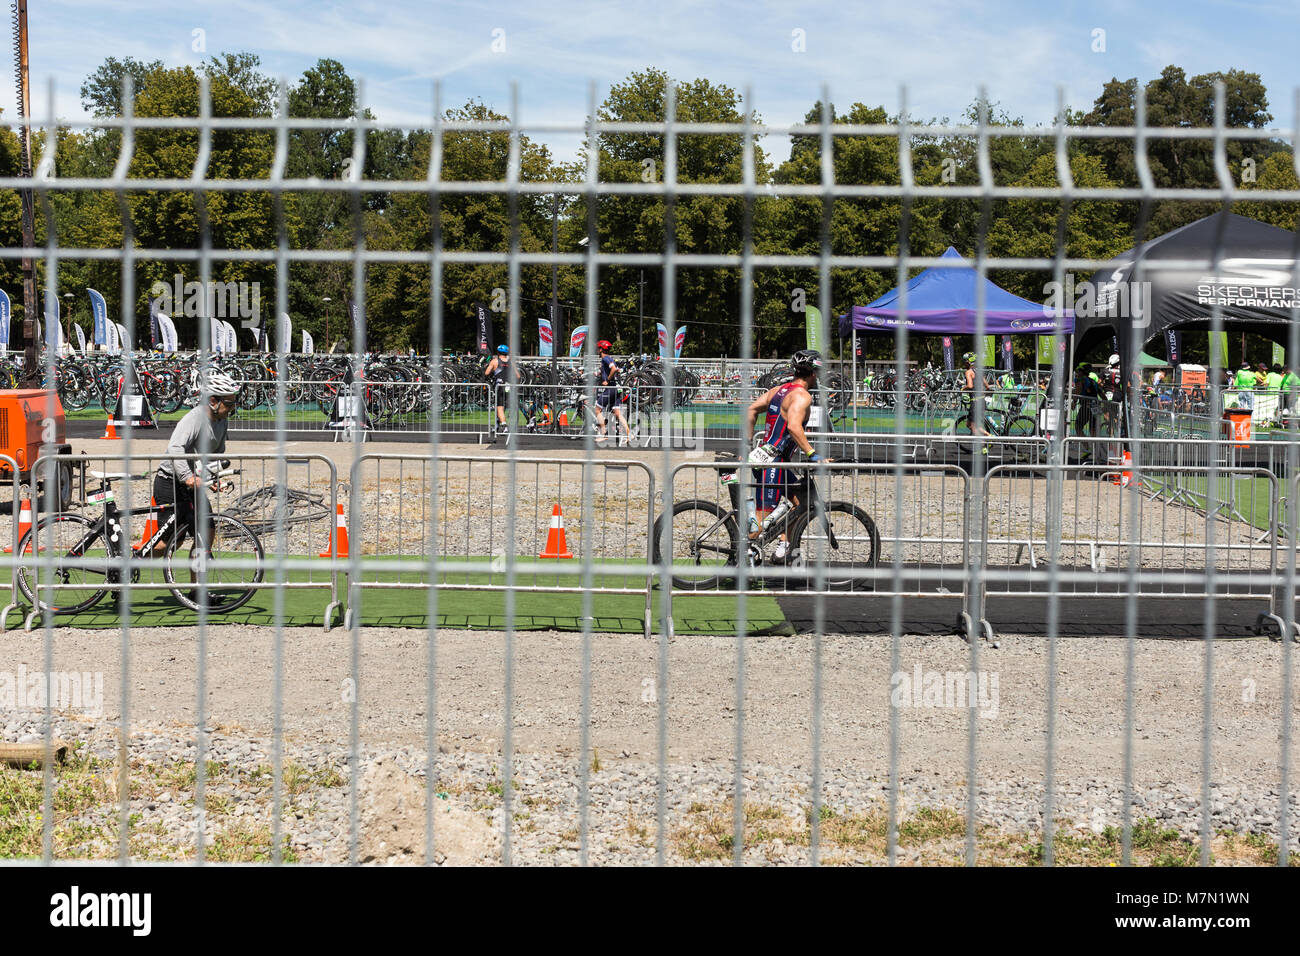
0 751 117 858
207 822 298 863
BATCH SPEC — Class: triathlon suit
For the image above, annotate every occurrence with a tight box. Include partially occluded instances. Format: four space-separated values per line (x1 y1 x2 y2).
597 354 618 409
490 356 512 402
753 381 808 510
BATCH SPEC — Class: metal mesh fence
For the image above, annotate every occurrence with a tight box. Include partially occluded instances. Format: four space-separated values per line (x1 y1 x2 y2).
0 77 1297 867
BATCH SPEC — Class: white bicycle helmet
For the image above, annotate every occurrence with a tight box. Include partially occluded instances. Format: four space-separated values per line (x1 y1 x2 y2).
1108 353 1120 366
202 369 241 399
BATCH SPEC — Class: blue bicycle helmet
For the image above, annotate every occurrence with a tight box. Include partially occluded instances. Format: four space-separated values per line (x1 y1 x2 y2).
497 344 509 354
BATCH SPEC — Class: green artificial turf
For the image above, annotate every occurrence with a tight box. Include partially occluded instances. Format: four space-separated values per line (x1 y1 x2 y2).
9 559 793 635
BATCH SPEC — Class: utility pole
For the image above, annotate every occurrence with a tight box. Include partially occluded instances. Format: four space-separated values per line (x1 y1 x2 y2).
14 0 38 385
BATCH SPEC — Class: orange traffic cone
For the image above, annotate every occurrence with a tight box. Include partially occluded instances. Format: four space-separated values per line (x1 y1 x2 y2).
4 495 33 553
1120 450 1134 488
538 503 573 559
103 376 122 439
319 503 349 558
136 497 159 550
559 411 569 427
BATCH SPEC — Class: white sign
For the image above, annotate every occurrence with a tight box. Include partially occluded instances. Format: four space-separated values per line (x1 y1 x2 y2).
339 395 362 419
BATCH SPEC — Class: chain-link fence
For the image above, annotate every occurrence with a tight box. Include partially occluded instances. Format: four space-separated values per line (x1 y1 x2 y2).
1 76 1298 868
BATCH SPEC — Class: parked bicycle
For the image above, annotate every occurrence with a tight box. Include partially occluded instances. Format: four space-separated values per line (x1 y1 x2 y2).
652 455 880 590
953 391 1038 437
16 465 265 615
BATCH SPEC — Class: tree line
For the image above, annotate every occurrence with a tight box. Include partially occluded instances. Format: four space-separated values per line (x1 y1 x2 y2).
0 55 1294 362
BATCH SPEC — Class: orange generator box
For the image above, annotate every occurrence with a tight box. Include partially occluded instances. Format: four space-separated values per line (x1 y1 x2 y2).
0 389 75 507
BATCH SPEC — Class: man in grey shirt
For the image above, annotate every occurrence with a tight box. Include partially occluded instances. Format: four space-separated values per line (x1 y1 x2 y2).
152 370 240 551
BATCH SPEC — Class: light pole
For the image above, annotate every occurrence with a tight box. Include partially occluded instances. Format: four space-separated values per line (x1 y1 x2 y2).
322 297 331 353
638 270 646 357
550 195 560 380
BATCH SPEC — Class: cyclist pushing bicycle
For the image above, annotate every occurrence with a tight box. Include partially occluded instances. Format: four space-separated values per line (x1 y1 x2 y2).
153 370 240 557
742 349 832 564
16 368 264 616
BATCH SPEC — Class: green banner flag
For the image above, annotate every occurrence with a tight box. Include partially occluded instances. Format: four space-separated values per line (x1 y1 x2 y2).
804 305 824 351
983 335 996 366
1036 335 1056 365
1272 342 1285 367
1208 332 1229 370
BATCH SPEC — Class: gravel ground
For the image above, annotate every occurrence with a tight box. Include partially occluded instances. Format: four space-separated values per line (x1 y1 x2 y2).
2 440 1295 865
3 625 1298 864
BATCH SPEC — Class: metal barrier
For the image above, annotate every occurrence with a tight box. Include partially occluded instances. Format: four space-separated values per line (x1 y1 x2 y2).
977 459 1280 640
9 453 342 630
660 459 971 611
0 454 25 628
230 379 495 438
341 454 656 637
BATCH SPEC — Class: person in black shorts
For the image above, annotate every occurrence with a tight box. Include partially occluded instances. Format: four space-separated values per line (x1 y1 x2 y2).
594 340 630 445
154 369 239 555
484 344 513 435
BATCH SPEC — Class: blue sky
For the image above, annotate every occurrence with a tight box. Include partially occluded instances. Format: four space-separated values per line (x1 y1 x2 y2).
6 0 1297 163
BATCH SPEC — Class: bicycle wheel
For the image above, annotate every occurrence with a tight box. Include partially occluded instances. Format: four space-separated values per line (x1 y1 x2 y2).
557 401 592 437
1006 416 1037 437
652 500 740 591
787 502 880 591
164 514 265 613
15 513 111 614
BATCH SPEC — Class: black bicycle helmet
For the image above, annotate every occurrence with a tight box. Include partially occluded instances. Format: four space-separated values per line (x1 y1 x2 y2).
791 349 823 374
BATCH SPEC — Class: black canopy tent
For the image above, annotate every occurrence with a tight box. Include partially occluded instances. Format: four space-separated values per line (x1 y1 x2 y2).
1074 212 1300 372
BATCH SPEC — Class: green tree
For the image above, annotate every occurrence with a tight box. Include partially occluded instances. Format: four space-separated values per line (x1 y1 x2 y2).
987 153 1132 298
362 101 565 352
1076 66 1276 234
583 68 771 356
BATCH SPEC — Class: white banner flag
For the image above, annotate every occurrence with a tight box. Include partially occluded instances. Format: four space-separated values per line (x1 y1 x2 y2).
302 330 314 355
74 324 86 354
114 322 129 352
278 313 292 354
222 321 238 354
160 315 178 353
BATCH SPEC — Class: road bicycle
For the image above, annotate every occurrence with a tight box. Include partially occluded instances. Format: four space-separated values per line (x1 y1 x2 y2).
16 465 265 615
652 454 880 591
953 393 1038 437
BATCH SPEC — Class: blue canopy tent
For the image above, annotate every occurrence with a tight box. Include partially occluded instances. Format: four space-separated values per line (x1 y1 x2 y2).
839 247 1075 337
